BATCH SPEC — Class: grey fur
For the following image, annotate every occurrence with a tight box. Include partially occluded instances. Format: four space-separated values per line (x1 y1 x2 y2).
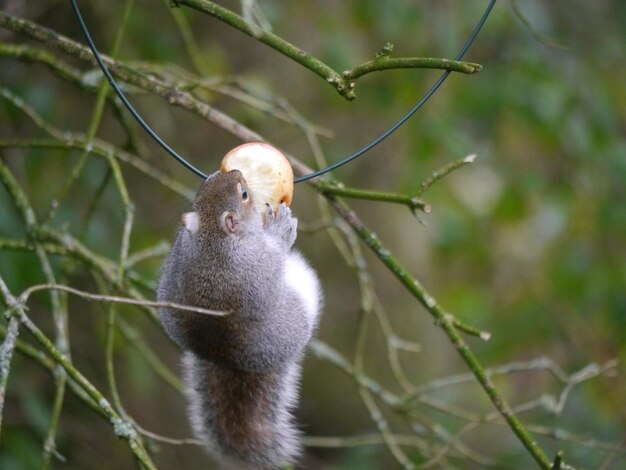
158 171 322 469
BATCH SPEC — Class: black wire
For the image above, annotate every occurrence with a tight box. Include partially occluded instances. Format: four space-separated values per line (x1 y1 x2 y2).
294 0 497 183
70 0 208 179
70 0 496 184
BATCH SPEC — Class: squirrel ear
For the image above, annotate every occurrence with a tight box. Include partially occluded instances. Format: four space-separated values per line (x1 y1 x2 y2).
182 212 199 234
220 211 240 235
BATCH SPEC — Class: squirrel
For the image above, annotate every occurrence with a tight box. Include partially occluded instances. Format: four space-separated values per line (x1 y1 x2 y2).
157 169 322 469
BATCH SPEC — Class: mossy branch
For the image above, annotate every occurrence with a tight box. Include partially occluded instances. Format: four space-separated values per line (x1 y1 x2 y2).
175 0 481 100
0 85 194 199
344 56 482 81
317 181 431 214
0 275 157 469
0 316 19 439
325 197 553 469
0 42 83 84
0 11 262 142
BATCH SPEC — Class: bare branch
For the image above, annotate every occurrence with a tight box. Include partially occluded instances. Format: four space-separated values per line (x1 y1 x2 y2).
0 275 156 469
176 0 481 100
17 284 229 317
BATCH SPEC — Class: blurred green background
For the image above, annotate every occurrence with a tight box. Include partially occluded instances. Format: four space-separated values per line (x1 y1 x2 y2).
1 0 625 468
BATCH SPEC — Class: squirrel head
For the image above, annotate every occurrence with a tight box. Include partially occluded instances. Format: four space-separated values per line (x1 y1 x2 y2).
183 170 260 240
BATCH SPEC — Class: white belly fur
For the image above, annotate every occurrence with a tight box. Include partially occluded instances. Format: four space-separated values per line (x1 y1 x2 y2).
284 251 321 326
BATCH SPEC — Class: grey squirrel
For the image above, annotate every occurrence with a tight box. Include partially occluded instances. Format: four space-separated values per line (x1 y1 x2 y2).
157 169 322 469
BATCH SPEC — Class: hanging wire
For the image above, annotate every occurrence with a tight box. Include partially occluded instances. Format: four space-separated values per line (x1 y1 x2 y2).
70 0 496 184
295 0 496 183
70 0 208 179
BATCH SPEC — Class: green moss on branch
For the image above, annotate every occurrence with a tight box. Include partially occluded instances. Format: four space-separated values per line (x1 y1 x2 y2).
175 0 481 100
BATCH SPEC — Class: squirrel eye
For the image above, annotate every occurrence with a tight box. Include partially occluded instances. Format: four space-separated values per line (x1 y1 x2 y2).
242 189 249 201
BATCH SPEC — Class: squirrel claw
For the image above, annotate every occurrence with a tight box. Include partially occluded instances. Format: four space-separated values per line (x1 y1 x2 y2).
276 202 291 217
265 203 297 248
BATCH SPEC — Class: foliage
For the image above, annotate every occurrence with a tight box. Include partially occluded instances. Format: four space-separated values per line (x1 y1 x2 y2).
0 1 624 469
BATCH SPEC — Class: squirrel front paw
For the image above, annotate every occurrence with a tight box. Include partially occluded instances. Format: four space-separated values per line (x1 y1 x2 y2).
265 203 297 248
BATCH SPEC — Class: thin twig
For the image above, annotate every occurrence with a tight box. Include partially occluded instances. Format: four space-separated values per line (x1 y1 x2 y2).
125 241 171 269
318 182 430 214
0 11 263 142
17 284 229 317
103 294 125 414
0 138 194 201
162 0 212 76
416 154 477 197
46 0 135 223
304 433 428 451
0 316 19 439
407 357 580 399
510 0 567 50
137 425 204 446
0 41 84 84
0 85 195 199
29 226 165 323
344 56 482 80
352 255 415 468
0 275 157 470
326 197 553 469
116 317 184 393
0 321 53 370
418 360 617 468
309 340 401 408
332 214 420 394
176 0 481 100
0 321 116 419
0 154 71 465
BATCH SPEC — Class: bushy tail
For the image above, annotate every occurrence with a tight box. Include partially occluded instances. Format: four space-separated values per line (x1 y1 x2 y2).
182 352 303 469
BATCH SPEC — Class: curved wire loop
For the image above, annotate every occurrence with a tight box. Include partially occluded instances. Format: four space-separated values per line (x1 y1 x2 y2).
70 0 497 184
